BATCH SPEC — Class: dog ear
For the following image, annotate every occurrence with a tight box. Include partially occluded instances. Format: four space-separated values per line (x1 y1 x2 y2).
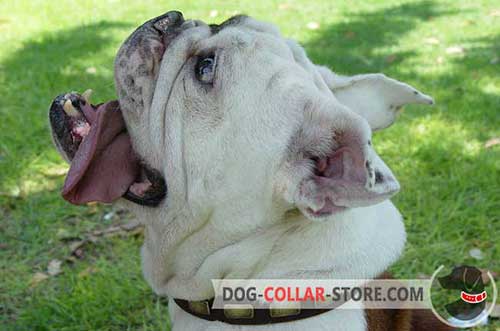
316 66 434 131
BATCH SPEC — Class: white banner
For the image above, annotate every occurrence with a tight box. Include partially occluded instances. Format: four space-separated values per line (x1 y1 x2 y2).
211 279 432 310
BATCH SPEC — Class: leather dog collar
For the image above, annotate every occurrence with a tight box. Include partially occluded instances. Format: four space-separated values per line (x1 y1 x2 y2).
173 298 332 325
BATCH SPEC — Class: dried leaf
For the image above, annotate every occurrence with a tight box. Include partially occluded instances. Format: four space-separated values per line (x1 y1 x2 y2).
121 220 141 231
47 259 62 276
56 228 71 239
65 255 77 263
93 225 121 237
489 9 500 17
65 220 142 261
484 137 500 148
78 266 98 278
41 165 68 177
69 240 87 253
386 54 397 63
88 235 99 243
424 37 440 45
446 46 465 55
56 228 81 241
344 31 356 39
30 272 49 287
93 220 142 236
85 67 97 74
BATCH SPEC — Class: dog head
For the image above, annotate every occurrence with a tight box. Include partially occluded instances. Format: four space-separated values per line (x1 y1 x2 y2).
49 11 433 223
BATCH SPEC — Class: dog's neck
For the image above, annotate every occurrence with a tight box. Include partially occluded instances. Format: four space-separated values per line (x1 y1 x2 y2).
135 199 406 301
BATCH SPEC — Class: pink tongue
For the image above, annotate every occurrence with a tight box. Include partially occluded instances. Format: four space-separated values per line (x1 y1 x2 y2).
62 100 140 205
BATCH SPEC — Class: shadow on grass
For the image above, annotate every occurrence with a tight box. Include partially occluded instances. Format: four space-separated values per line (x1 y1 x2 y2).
0 21 131 194
304 1 459 73
427 34 500 131
303 1 498 133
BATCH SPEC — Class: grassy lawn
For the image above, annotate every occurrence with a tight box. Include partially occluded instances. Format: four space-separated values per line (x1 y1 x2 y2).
0 0 498 330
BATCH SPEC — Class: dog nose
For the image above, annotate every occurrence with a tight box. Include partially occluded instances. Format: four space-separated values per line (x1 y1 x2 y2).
153 11 184 33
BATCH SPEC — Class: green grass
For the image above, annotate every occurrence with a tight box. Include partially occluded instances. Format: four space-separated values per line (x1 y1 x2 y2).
0 0 498 330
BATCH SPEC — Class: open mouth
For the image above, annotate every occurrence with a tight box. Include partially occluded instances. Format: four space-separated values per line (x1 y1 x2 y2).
49 90 167 207
48 91 143 203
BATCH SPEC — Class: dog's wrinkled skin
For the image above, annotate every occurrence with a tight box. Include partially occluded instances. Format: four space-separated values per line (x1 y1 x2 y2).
52 12 436 331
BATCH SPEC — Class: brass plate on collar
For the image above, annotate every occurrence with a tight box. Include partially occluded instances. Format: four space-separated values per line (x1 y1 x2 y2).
270 307 301 318
223 305 255 319
188 301 210 315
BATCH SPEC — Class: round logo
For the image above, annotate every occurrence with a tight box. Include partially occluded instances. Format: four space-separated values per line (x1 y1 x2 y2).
430 265 497 328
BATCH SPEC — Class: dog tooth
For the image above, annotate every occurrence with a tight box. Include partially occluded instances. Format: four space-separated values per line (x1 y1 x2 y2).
63 99 79 117
82 89 93 104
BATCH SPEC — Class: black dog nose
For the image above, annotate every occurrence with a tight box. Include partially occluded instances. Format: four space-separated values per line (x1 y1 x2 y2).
153 11 184 33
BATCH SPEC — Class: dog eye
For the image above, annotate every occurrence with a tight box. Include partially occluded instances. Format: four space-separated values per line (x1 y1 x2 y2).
195 55 216 84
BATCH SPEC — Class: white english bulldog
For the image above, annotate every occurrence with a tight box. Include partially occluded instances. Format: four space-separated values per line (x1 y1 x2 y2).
49 11 450 331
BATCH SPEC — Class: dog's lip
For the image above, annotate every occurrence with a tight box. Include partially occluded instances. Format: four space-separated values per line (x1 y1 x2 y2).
151 11 184 33
49 93 94 160
305 202 347 218
149 12 195 57
307 175 350 216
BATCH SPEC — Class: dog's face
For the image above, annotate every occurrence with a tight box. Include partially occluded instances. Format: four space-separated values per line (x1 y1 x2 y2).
50 11 433 223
